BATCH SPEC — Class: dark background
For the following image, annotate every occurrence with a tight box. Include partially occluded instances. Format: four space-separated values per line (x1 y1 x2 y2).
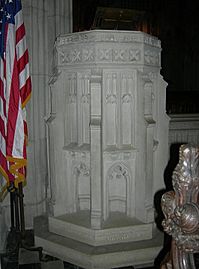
73 0 199 113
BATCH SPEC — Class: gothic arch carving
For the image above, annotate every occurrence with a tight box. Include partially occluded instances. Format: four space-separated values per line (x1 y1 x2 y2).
73 162 90 211
105 163 131 219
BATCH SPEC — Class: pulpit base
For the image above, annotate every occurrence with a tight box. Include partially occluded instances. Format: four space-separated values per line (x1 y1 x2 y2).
49 211 153 246
34 216 163 269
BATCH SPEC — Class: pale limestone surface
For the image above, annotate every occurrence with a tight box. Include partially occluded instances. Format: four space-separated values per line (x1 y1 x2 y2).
35 30 169 267
35 215 163 269
47 30 169 223
169 114 199 145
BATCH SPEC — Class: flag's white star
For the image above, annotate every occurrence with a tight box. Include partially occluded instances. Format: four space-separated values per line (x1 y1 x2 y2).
9 0 13 3
0 8 3 11
6 13 11 19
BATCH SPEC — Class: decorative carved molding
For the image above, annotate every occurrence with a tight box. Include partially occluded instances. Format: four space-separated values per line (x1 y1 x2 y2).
106 163 131 217
121 74 133 104
82 48 95 62
129 49 140 61
104 150 136 162
56 31 161 47
58 46 159 66
161 144 199 269
105 73 117 104
80 74 90 104
69 81 77 104
98 48 112 61
56 31 161 66
108 164 129 181
144 81 155 124
73 162 90 177
122 93 132 103
144 49 160 65
113 49 127 61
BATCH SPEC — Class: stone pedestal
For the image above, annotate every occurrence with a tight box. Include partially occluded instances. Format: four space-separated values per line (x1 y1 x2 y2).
35 30 169 268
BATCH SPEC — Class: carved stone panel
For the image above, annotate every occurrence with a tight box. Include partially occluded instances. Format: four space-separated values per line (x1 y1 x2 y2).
121 73 136 146
64 71 90 146
107 164 130 216
103 69 136 149
74 163 90 211
77 73 90 145
144 82 155 123
64 73 77 145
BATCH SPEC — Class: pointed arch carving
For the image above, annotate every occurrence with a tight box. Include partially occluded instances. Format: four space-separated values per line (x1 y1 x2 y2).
73 162 90 211
105 163 131 219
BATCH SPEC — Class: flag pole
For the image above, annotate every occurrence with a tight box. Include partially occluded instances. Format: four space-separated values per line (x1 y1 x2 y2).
18 182 25 234
13 189 20 231
10 192 15 230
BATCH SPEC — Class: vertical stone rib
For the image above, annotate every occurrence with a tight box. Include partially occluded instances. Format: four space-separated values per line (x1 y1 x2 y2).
90 73 102 229
22 0 72 226
23 0 48 225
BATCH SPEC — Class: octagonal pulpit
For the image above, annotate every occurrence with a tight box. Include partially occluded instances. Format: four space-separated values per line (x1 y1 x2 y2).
35 30 169 269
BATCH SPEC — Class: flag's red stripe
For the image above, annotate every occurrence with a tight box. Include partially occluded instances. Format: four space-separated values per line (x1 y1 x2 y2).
24 120 27 136
0 81 6 117
17 49 29 73
20 76 31 104
16 23 25 44
0 80 4 97
0 117 6 138
6 56 20 156
0 151 14 182
0 152 8 172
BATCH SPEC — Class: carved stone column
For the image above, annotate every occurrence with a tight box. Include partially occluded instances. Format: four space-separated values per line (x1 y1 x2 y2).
90 71 102 229
23 0 72 227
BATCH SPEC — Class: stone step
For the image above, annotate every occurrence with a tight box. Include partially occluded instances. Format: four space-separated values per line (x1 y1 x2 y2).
34 216 163 269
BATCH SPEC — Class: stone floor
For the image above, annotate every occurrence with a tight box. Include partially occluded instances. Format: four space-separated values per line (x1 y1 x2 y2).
1 227 198 269
1 256 155 269
0 228 159 269
1 251 157 269
1 252 199 269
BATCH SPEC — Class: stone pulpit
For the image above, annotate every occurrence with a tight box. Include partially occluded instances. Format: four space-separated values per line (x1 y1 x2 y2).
35 30 169 268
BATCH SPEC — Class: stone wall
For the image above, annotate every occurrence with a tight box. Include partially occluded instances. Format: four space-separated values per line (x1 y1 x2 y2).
169 114 199 146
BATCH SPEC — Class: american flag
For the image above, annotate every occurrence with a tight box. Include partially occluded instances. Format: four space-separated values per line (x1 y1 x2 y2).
0 0 31 200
